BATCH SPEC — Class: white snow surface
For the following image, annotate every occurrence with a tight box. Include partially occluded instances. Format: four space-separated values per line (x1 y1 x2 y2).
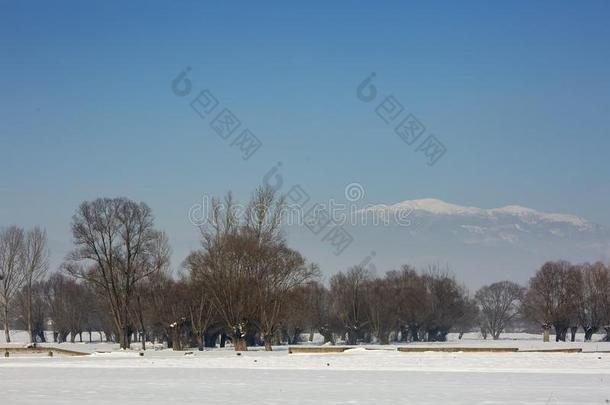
2 332 610 404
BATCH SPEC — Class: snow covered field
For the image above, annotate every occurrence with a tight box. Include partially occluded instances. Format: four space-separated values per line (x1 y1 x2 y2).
2 332 610 404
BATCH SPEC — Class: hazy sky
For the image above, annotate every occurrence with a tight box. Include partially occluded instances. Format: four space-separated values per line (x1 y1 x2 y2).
1 1 609 280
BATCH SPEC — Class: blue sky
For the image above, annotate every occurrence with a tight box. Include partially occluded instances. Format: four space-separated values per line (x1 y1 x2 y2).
1 0 609 277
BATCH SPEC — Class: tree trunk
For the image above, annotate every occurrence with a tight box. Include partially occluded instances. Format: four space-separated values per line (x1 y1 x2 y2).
346 330 357 345
196 333 204 351
399 325 408 342
570 326 578 342
264 336 273 351
543 325 550 342
409 325 420 342
27 284 33 343
171 327 182 351
3 305 10 343
233 337 247 351
584 327 596 341
554 325 567 342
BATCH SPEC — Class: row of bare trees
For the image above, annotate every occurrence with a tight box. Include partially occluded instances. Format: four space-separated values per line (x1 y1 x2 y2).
3 191 610 350
313 265 476 344
523 260 610 342
0 226 49 343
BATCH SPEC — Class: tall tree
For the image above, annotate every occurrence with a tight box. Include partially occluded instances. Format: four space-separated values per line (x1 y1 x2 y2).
23 227 49 342
64 197 170 349
187 187 316 351
0 226 26 343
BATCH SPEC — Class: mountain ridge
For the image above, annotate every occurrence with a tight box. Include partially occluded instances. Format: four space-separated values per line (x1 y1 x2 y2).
359 198 594 230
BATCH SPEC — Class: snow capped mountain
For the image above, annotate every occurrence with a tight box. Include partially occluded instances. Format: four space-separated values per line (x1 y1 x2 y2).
360 198 595 231
347 198 610 286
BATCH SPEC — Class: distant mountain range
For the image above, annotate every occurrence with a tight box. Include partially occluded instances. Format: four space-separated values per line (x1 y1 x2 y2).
341 199 610 287
357 198 604 242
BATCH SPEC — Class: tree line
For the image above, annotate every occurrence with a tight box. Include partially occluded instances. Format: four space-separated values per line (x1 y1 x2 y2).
2 188 610 350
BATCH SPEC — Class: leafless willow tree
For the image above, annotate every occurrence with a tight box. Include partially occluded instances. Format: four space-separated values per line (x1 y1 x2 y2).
0 226 26 343
576 262 610 341
523 261 581 342
22 227 49 342
245 190 319 350
306 281 338 344
365 277 398 344
386 266 427 341
419 269 470 342
186 193 255 351
186 187 317 351
330 266 371 345
184 276 216 351
64 197 171 349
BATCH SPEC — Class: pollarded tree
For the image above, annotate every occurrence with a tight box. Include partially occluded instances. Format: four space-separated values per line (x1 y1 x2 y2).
254 244 317 350
365 276 399 344
523 261 581 342
45 273 89 343
386 266 427 341
330 265 371 345
455 296 480 339
244 187 318 351
64 197 171 349
577 262 610 341
420 268 469 342
475 281 524 340
187 187 316 351
306 281 339 344
187 193 258 351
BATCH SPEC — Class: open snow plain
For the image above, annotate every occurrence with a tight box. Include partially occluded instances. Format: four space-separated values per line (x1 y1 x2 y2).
2 333 610 404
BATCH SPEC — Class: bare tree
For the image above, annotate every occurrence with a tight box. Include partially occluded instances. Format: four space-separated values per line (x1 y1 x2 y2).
577 262 610 341
365 276 398 344
475 281 524 340
330 266 370 345
22 227 49 342
64 197 171 349
523 261 581 342
420 267 469 342
185 276 216 351
455 296 479 339
244 187 317 350
306 281 338 344
187 187 317 351
386 266 427 341
0 226 26 343
186 193 254 351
